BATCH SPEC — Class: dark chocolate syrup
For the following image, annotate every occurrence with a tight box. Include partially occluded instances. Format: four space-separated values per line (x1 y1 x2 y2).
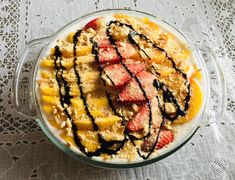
91 39 116 87
111 20 190 119
106 21 153 139
91 38 128 145
107 20 190 120
54 46 72 106
53 46 87 155
128 30 151 60
73 30 98 131
104 21 161 159
52 33 127 157
52 18 192 160
153 79 186 120
72 30 127 156
105 20 191 159
127 26 191 114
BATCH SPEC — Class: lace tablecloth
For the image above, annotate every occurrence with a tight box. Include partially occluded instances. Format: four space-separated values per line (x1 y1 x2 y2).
0 0 234 179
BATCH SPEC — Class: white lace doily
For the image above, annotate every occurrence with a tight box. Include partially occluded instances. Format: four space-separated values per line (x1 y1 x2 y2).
0 0 234 179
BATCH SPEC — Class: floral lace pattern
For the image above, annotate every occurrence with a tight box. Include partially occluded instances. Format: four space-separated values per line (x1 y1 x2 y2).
0 0 234 179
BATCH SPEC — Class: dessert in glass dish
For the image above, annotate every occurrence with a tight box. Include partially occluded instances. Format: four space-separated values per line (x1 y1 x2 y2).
37 13 203 163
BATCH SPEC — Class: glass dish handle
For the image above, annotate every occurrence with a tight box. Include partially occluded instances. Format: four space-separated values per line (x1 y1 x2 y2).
13 36 51 119
195 44 226 126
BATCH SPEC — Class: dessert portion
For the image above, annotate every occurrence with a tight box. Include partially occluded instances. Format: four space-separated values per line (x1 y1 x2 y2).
37 14 203 161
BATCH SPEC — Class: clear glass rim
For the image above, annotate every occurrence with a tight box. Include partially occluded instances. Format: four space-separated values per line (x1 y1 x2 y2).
32 8 210 169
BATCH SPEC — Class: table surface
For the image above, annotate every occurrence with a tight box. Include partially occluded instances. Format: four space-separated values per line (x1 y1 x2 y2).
0 0 234 179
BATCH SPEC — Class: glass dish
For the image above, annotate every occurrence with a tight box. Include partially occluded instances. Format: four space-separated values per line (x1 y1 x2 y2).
12 9 226 169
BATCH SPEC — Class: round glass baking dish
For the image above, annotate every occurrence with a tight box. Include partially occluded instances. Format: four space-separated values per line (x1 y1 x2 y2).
13 9 226 169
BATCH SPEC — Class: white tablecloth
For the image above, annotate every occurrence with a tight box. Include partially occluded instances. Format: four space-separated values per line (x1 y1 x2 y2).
0 0 234 179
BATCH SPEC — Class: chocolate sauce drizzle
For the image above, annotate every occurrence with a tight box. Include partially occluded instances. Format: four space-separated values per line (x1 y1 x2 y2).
52 32 127 157
52 18 192 160
108 21 190 119
105 20 191 159
72 30 126 156
91 38 128 143
104 21 162 159
127 27 191 115
54 46 72 106
91 34 156 159
73 30 98 131
106 21 153 139
153 79 187 120
53 46 88 155
91 39 116 87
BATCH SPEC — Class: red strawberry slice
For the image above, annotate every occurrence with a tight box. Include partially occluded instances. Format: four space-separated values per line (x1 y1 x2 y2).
123 59 145 74
98 38 111 48
96 32 111 48
118 79 146 104
141 129 174 152
117 42 139 59
156 130 174 150
84 18 101 30
137 71 157 98
118 71 156 104
98 46 120 64
103 64 131 89
127 104 150 132
103 60 145 89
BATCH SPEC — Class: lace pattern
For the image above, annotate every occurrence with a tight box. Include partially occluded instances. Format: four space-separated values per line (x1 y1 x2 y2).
0 0 234 179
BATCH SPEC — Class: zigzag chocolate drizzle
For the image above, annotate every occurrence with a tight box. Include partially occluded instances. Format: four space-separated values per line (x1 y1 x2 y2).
52 18 192 160
53 45 88 155
52 31 127 157
106 21 153 140
72 30 127 156
105 20 191 159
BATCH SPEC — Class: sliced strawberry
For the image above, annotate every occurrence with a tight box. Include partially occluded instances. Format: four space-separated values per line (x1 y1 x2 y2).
156 130 174 150
118 71 156 104
117 42 139 59
118 79 146 104
103 64 131 89
103 60 145 89
98 38 111 48
123 59 145 74
127 104 150 132
84 18 101 30
137 71 157 98
96 32 111 48
141 130 174 152
98 46 120 64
